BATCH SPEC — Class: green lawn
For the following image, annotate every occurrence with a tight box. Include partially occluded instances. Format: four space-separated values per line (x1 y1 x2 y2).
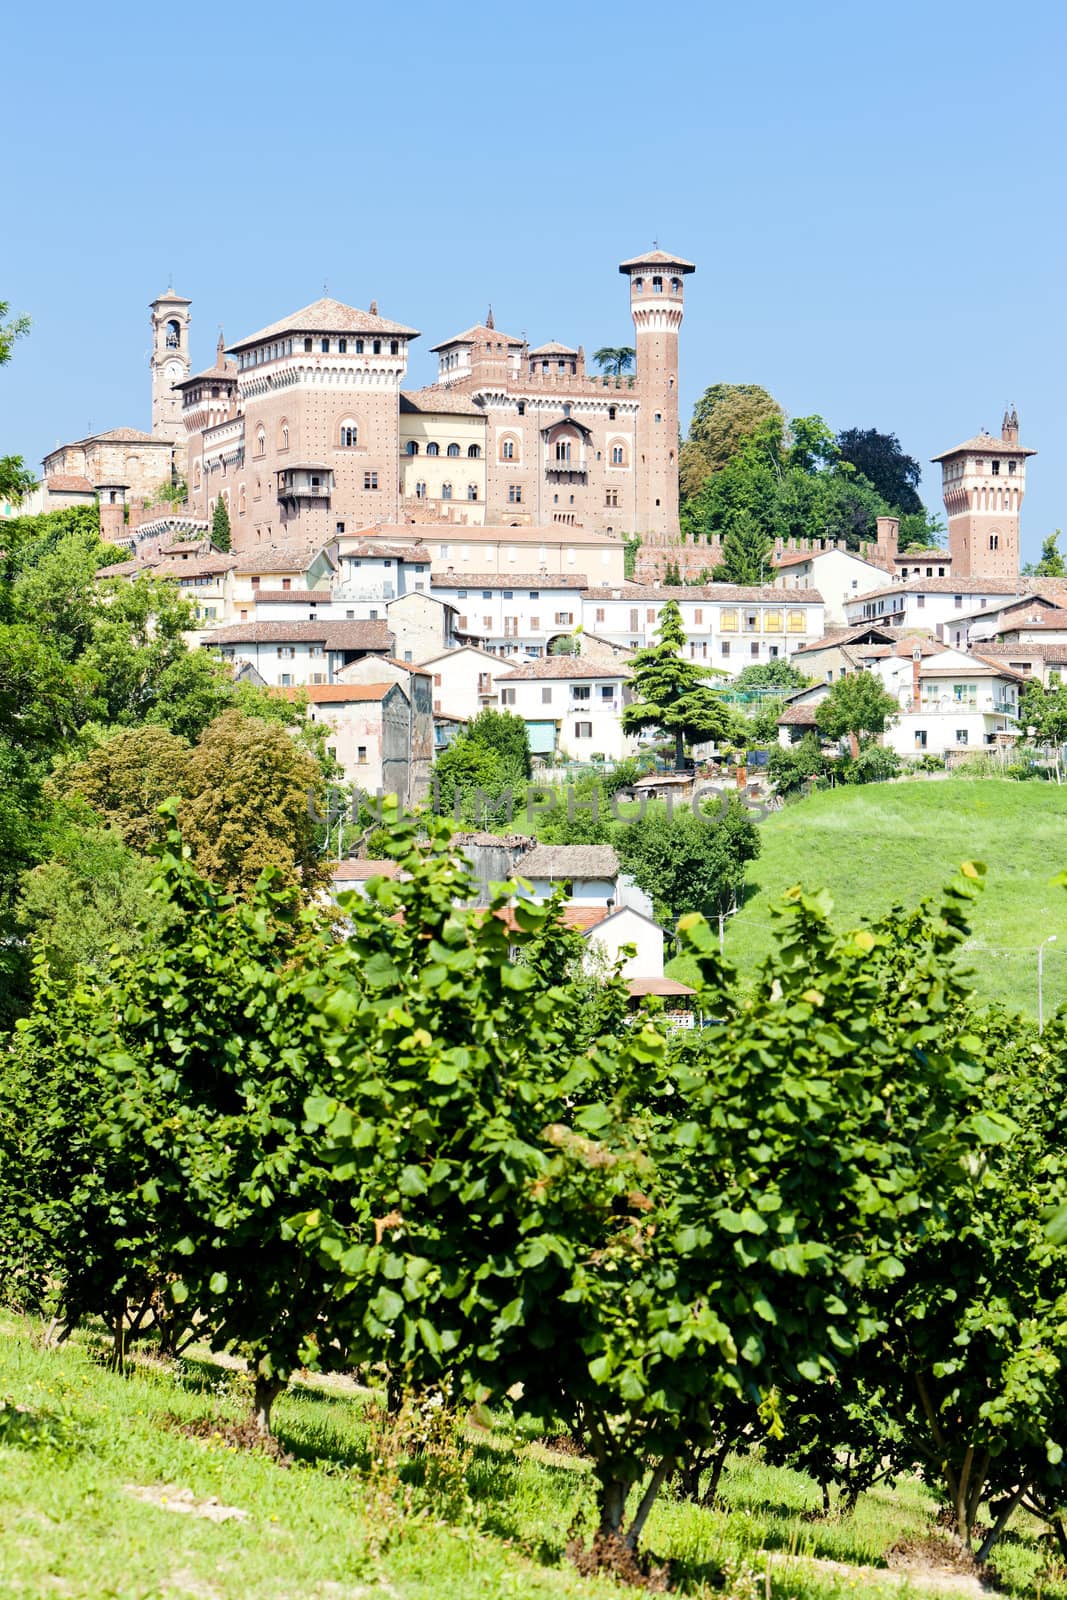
1 1318 1057 1600
666 777 1067 1018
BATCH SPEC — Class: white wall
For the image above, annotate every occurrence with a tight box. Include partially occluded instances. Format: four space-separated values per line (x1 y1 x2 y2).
586 908 664 980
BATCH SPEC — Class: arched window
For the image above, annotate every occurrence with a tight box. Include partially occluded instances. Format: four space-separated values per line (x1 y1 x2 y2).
254 426 266 457
990 532 1000 550
278 419 289 451
405 440 419 455
426 441 440 456
467 484 478 501
441 482 453 501
238 483 246 515
500 436 517 462
633 277 643 294
608 406 617 420
555 440 571 462
338 419 358 447
193 461 202 490
446 442 460 457
415 481 427 499
670 277 682 294
611 444 625 465
467 443 481 458
165 319 181 349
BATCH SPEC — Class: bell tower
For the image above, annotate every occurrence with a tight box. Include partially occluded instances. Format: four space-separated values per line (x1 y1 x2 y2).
619 247 694 540
150 287 191 444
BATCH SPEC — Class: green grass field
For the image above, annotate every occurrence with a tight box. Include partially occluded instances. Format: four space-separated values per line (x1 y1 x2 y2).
0 1319 1058 1600
666 778 1067 1018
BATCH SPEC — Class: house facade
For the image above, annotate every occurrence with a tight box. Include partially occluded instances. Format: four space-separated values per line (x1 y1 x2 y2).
493 658 634 761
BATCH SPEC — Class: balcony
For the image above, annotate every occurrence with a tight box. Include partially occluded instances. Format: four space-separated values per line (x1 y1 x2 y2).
278 464 332 504
546 462 588 483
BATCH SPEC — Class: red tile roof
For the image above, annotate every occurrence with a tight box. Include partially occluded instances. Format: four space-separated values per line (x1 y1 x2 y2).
229 297 419 350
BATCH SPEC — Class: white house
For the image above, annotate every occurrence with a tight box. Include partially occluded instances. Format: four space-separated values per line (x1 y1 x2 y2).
772 547 890 628
428 572 589 658
203 618 392 686
870 646 1022 759
844 576 1038 638
332 537 432 603
514 844 620 907
362 522 629 584
578 584 824 674
584 904 663 980
493 658 634 761
418 644 505 721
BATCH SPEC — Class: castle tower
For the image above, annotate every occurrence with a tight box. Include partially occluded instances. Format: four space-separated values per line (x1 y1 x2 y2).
619 247 694 539
931 410 1035 579
150 288 191 445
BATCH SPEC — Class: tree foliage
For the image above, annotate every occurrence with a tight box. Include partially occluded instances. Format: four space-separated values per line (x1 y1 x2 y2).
592 346 635 376
1024 530 1066 578
815 671 899 747
622 600 735 767
679 383 784 498
211 497 232 551
835 427 924 516
615 799 760 923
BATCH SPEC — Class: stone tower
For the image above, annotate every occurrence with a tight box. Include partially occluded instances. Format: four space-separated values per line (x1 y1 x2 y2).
619 247 695 539
150 288 192 448
931 408 1034 579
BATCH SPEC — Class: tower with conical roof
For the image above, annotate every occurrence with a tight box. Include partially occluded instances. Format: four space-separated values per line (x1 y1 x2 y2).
931 410 1035 579
619 247 695 539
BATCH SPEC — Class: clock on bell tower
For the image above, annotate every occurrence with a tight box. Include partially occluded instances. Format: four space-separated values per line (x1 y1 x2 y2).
150 286 191 446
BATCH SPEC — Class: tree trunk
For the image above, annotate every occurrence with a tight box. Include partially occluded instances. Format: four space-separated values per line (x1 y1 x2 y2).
108 1298 128 1370
848 731 860 759
597 1476 628 1539
626 1456 674 1549
702 1442 729 1508
675 731 686 772
976 1482 1028 1563
1053 1515 1067 1561
386 1365 404 1418
252 1372 283 1437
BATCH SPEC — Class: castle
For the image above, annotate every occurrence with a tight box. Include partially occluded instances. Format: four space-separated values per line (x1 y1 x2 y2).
34 256 1034 587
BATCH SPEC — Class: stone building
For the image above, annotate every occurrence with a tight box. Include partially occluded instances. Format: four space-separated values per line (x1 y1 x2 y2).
932 409 1036 580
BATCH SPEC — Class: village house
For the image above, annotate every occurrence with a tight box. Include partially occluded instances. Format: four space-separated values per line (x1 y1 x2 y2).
428 572 589 658
843 575 1067 638
493 658 634 762
417 644 505 722
513 844 620 908
203 618 392 687
578 584 825 671
771 546 892 629
286 676 431 803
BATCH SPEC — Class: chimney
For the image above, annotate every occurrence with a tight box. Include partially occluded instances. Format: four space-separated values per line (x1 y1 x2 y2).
911 645 923 710
876 515 900 565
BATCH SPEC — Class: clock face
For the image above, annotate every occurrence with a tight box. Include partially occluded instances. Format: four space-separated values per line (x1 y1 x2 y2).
164 360 182 386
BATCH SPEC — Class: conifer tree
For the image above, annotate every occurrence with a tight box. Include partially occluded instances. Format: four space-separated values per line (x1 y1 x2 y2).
621 599 733 768
211 497 231 552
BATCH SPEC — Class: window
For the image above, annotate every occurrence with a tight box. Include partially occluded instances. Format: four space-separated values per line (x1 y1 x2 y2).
278 647 295 660
446 442 460 457
338 338 347 353
541 686 552 704
991 460 1000 475
989 533 999 550
483 616 492 629
355 339 364 354
530 615 540 629
605 489 619 508
555 440 571 462
611 444 624 465
743 611 758 632
1009 460 1017 474
750 642 760 658
555 611 573 625
364 471 379 489
467 484 478 500
721 641 730 657
357 745 368 764
574 721 592 739
282 577 292 592
572 685 591 702
954 595 963 609
608 406 617 421
956 729 968 745
787 611 806 634
339 421 358 447
415 481 426 499
694 608 703 624
426 441 439 456
304 337 312 352
633 277 643 293
320 338 330 353
654 412 662 423
517 401 525 416
441 482 452 500
915 730 928 750
405 440 419 455
501 438 515 461
501 688 516 706
433 673 442 687
468 443 481 457
254 426 266 457
652 275 663 293
279 421 289 451
670 277 682 293
373 340 381 354
916 594 925 609
600 685 614 700
508 485 523 503
764 611 782 632
280 673 292 687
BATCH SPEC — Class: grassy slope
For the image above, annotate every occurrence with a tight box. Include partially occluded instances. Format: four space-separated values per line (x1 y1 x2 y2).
1 1320 1052 1600
666 778 1067 1018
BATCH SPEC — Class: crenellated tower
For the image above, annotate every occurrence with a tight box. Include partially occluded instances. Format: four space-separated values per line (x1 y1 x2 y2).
619 247 694 539
931 408 1034 579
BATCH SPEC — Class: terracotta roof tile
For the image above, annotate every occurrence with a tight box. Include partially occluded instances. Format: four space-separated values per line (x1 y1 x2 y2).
229 297 418 352
528 341 578 356
45 474 96 493
618 248 696 272
931 433 1036 461
517 844 619 879
495 658 629 681
205 620 391 649
581 583 823 602
400 388 485 416
429 322 524 353
274 682 395 703
331 858 400 881
431 572 589 589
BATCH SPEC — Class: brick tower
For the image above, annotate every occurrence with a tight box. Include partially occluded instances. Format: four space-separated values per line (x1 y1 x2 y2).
150 288 191 451
931 409 1034 579
619 247 695 539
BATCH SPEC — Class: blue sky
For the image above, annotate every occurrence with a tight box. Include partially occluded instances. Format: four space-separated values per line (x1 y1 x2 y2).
3 0 1064 557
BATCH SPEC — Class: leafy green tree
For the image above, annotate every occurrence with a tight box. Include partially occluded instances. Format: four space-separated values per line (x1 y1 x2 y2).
615 799 760 924
55 725 191 854
592 346 635 377
679 382 783 498
464 706 532 781
898 509 947 551
732 659 811 691
713 511 774 584
767 733 832 795
81 574 198 726
211 497 232 551
0 299 36 508
815 670 899 755
433 739 514 822
1024 530 1066 577
1021 678 1067 746
622 599 734 767
835 427 924 515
